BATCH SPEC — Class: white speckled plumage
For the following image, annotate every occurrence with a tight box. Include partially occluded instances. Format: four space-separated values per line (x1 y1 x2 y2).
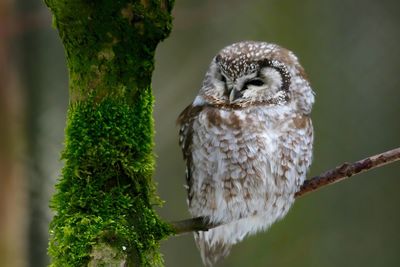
178 41 314 266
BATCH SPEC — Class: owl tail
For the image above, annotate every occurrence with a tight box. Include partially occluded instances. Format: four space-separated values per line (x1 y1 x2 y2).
195 230 232 267
193 216 271 266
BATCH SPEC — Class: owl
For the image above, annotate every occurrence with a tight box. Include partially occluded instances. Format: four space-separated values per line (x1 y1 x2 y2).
177 41 314 266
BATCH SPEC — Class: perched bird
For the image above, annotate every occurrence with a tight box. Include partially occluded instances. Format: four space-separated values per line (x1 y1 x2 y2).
177 41 314 266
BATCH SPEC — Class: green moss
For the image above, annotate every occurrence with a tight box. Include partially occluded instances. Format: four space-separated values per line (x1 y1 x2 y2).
49 94 174 266
44 0 174 101
45 1 175 265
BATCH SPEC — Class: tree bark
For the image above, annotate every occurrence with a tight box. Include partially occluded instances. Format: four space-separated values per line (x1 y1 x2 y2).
45 1 175 266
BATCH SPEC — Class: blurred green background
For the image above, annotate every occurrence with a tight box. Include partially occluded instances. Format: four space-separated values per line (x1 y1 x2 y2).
1 0 399 266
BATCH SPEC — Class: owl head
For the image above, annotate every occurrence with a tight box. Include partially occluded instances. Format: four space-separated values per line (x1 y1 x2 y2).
195 41 314 114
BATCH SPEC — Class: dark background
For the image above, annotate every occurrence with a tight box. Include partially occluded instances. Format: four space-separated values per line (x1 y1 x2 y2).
1 0 399 266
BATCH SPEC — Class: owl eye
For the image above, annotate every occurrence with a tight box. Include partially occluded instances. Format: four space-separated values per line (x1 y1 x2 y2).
242 78 264 90
220 74 227 83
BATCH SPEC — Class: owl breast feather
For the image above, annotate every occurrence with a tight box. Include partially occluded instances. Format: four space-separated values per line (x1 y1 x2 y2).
182 105 312 224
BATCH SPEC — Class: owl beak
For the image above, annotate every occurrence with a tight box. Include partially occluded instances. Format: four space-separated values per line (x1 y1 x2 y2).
229 88 242 103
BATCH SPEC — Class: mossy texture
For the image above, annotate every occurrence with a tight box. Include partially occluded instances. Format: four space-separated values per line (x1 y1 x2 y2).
45 0 174 101
45 0 175 266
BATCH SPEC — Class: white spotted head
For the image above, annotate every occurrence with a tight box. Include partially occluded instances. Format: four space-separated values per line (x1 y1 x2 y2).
197 41 314 114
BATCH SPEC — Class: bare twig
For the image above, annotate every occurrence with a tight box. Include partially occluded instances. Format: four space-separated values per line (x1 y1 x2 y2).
170 147 400 235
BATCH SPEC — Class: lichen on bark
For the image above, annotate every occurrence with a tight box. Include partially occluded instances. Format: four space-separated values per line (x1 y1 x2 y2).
45 0 175 266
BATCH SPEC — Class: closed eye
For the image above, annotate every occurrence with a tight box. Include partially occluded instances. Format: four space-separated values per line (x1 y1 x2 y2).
218 73 231 96
221 75 227 83
243 78 264 90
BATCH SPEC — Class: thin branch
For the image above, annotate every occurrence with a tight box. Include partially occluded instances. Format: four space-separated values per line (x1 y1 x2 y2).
295 147 400 197
170 147 400 235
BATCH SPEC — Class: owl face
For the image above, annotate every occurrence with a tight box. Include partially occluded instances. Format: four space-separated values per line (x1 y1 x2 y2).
197 41 314 113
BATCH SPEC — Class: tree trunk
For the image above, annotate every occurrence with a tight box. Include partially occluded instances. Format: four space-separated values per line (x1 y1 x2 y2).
45 1 175 266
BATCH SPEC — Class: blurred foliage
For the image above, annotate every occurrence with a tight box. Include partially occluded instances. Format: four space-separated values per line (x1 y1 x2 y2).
4 0 400 266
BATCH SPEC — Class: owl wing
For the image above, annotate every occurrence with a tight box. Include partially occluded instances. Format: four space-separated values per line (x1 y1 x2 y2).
177 104 204 204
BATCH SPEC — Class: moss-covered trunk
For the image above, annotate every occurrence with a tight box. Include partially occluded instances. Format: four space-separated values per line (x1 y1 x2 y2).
45 1 174 266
